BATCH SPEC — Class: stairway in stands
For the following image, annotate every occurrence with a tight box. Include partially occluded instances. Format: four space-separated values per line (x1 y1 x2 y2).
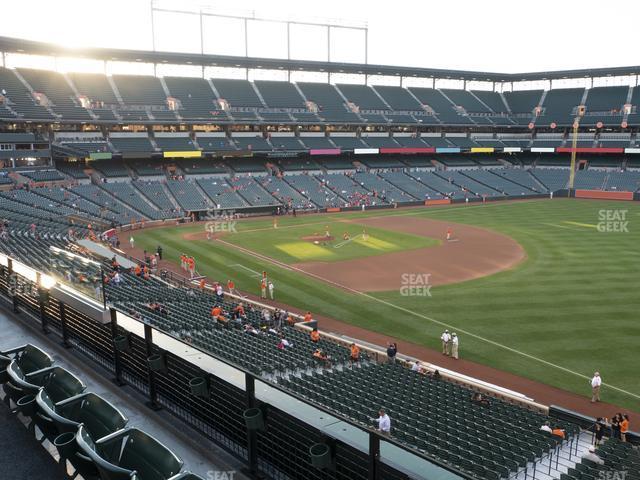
517 431 593 480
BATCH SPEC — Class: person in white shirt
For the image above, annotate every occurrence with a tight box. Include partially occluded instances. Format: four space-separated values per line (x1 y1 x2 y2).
591 372 602 403
268 281 274 300
540 421 553 433
376 409 391 435
411 361 421 372
112 272 121 285
583 446 604 465
129 236 134 249
451 333 459 359
441 330 451 356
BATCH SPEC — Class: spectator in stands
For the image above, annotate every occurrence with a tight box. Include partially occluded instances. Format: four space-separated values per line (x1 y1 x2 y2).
313 348 329 366
590 372 602 403
540 421 553 433
211 304 223 322
349 343 360 366
233 303 246 321
199 278 206 291
227 279 236 295
610 414 621 440
310 328 320 343
411 361 422 372
620 414 630 442
471 392 490 407
594 418 606 446
277 334 293 350
244 324 260 335
304 311 312 323
215 283 224 300
582 446 604 465
551 426 566 440
386 342 397 364
111 271 122 285
375 409 391 435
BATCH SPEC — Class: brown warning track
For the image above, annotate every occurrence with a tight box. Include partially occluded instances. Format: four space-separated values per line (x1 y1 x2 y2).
294 216 526 292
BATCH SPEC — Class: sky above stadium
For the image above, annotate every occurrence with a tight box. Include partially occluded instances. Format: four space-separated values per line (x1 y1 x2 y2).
2 0 639 74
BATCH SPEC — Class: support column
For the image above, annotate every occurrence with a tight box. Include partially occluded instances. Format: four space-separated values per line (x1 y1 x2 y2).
110 308 125 386
144 323 161 410
368 432 381 480
59 302 71 348
36 272 48 334
7 259 18 314
245 374 258 475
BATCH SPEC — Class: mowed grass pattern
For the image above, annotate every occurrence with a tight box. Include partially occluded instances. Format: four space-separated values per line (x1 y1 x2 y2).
222 221 439 263
133 200 640 411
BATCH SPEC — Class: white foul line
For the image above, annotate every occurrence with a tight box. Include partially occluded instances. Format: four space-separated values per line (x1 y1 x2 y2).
217 238 640 401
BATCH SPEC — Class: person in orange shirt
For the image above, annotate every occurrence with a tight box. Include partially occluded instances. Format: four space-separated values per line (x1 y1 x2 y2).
260 278 267 299
620 414 630 442
287 314 295 326
227 279 236 295
142 265 150 279
350 343 360 365
180 254 186 271
551 427 565 440
134 264 142 276
304 311 312 323
313 349 329 366
310 328 320 343
187 257 195 278
199 278 206 291
210 305 227 326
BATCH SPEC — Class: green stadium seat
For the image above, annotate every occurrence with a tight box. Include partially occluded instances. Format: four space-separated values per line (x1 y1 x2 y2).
36 390 128 440
77 426 184 480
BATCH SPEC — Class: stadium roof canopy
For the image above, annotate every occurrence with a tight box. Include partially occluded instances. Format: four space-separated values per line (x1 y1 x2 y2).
2 35 640 83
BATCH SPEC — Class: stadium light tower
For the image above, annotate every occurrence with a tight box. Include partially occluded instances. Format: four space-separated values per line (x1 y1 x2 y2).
567 105 585 196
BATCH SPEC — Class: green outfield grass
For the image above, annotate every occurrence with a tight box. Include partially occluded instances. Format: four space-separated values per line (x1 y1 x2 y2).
133 199 640 411
219 220 439 263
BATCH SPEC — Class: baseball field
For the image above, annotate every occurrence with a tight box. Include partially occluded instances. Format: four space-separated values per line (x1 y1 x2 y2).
131 198 640 412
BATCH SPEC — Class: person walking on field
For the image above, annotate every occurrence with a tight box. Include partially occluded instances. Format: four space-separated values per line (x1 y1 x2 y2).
260 278 267 299
129 235 135 249
451 333 459 359
590 372 602 403
441 330 451 356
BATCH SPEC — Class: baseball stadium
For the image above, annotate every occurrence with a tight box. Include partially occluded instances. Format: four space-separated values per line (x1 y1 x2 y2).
0 2 639 480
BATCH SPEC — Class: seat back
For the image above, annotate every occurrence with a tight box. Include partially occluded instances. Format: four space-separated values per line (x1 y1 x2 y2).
76 425 133 480
41 367 86 403
59 393 128 440
19 345 54 374
102 429 183 480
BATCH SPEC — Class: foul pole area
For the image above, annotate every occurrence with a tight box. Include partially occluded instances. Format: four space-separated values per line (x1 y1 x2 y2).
567 105 585 197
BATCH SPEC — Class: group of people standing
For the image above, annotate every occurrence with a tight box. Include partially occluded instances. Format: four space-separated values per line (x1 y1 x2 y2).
440 329 459 359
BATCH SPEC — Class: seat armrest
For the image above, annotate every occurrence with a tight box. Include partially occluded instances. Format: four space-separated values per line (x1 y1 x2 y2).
0 345 28 356
95 427 131 447
24 366 58 382
55 392 90 408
